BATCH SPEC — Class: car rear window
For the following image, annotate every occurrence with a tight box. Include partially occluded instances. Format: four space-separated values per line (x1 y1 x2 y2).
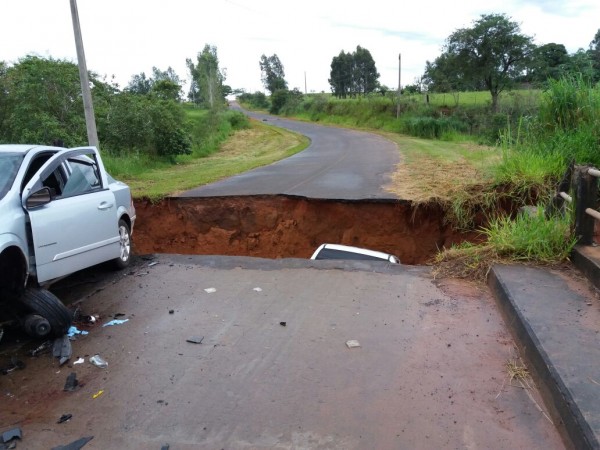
313 248 389 262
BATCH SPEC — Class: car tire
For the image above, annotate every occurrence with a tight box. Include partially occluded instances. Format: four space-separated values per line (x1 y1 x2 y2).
21 288 72 337
112 219 131 270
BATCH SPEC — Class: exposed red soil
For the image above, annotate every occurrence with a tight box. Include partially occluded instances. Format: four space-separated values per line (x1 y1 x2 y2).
132 195 483 265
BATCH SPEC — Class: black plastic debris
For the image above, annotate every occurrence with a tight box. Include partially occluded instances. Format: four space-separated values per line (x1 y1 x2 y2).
161 444 170 450
51 436 93 450
168 310 174 314
1 427 22 444
186 336 204 344
0 358 25 375
279 321 287 327
53 335 72 366
57 414 73 424
30 340 53 356
63 373 79 392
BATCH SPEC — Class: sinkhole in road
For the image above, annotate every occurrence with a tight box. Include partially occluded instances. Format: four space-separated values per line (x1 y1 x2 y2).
132 196 483 265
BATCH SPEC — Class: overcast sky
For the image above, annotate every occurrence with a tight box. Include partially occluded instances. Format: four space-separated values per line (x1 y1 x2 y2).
2 0 599 96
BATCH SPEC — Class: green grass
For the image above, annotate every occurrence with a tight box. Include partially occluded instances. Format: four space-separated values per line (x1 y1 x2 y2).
118 120 308 200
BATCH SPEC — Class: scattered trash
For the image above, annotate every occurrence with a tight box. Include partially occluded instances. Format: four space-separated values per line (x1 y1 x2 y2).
279 322 287 327
83 315 98 325
29 340 53 356
57 414 73 424
1 427 21 444
113 313 126 318
0 358 25 375
161 444 170 450
186 336 204 344
92 390 104 399
204 288 217 293
51 435 93 450
53 335 72 365
253 287 262 292
168 309 174 314
346 340 361 349
73 357 85 365
89 355 108 369
148 261 159 267
63 373 79 392
67 326 89 338
102 319 129 327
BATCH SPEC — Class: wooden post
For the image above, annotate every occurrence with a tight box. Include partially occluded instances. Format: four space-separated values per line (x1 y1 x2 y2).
573 166 597 245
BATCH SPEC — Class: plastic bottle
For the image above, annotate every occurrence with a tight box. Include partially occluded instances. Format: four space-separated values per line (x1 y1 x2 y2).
89 354 108 369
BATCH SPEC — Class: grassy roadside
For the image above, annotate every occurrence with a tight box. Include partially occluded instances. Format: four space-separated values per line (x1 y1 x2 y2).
122 119 308 200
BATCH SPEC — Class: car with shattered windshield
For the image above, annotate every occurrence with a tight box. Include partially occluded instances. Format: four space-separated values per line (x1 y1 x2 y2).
0 144 135 341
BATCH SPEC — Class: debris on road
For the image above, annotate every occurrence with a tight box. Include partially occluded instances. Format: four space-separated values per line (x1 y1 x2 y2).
102 319 129 327
148 261 159 267
346 340 361 348
186 336 204 344
169 309 174 314
57 414 73 424
92 390 104 399
29 340 53 356
63 373 79 392
279 321 287 327
53 335 72 365
1 427 21 445
0 358 25 375
73 357 84 365
51 435 93 450
89 355 108 369
204 287 217 293
253 287 262 292
67 326 89 338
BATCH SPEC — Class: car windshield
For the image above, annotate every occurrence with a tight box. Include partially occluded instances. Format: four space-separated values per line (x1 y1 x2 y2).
0 153 23 201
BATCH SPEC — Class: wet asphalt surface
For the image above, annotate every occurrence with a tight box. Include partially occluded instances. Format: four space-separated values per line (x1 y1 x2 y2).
179 104 400 200
0 255 565 449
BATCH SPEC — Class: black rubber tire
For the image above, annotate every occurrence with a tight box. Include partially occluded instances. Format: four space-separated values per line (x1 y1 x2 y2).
112 219 131 270
21 288 72 337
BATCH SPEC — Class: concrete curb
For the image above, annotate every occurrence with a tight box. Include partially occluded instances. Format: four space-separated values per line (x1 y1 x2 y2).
488 265 599 450
571 245 600 291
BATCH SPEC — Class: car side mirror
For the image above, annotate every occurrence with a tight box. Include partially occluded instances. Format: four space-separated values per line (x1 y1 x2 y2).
26 187 52 209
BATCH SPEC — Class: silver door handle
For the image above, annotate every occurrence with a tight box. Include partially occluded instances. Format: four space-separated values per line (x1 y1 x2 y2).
98 202 114 210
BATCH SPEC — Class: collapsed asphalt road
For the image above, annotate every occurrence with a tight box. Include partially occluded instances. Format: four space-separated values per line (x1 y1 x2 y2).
0 255 564 449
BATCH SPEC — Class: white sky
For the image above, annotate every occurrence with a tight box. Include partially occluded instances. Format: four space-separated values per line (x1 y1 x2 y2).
2 0 599 95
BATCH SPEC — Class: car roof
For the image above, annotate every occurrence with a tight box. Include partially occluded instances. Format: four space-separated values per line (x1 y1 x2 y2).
0 144 61 154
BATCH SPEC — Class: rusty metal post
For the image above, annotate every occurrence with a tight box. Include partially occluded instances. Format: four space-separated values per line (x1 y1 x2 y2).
573 166 597 245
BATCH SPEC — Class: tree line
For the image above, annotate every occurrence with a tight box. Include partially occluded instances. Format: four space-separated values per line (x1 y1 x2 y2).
0 44 231 158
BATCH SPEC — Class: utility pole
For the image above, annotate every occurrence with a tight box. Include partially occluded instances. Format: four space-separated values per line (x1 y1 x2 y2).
70 0 99 149
304 71 307 94
396 53 401 119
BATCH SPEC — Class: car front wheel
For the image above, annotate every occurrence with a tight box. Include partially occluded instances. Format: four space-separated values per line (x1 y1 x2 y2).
112 219 131 270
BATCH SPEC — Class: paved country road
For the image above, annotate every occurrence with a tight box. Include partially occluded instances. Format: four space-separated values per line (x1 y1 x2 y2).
179 103 400 200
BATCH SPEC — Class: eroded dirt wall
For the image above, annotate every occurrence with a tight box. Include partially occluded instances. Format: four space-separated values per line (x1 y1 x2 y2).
132 196 481 265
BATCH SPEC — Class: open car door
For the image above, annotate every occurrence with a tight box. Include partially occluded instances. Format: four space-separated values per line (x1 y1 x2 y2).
22 148 120 283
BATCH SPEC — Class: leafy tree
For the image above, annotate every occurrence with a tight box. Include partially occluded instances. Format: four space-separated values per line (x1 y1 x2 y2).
432 14 534 111
0 55 86 145
259 54 287 94
126 72 152 95
526 43 569 84
329 50 353 98
590 29 600 82
353 46 380 96
328 46 380 98
187 45 226 108
563 49 597 82
126 66 182 101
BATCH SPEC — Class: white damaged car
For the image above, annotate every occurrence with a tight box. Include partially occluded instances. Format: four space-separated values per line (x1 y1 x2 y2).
0 145 135 339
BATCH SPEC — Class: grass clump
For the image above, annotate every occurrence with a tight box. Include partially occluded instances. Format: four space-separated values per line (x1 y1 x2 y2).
434 206 578 280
